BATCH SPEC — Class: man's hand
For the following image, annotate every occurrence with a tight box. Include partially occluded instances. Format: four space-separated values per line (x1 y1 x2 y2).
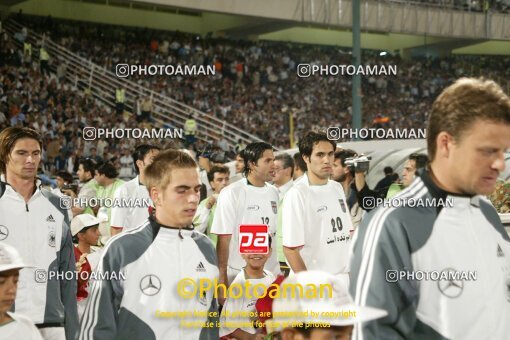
206 196 216 209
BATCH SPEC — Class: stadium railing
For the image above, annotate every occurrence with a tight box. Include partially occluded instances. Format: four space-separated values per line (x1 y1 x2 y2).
4 19 266 150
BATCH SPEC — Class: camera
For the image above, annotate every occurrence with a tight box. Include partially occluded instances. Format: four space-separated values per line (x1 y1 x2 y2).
60 184 78 195
345 155 371 172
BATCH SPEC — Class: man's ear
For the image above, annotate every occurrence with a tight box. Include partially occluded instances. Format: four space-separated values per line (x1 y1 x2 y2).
150 187 161 206
135 159 144 172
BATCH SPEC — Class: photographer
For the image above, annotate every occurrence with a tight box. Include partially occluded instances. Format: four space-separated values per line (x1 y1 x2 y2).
341 153 384 212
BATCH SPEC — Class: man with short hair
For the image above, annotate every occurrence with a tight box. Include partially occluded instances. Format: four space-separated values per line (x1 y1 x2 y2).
0 127 78 340
94 162 124 243
110 144 160 236
332 149 363 229
273 153 294 200
386 153 429 198
292 152 307 180
374 166 394 198
211 142 281 304
193 164 230 245
74 159 99 216
79 150 219 339
350 78 510 339
282 132 353 282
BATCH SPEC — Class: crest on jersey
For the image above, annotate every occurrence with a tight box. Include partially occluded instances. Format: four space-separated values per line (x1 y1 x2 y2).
338 199 347 213
271 201 277 214
0 225 9 240
48 230 56 247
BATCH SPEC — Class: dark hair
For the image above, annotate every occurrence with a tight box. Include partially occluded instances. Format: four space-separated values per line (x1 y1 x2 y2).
96 162 119 179
242 142 274 177
132 144 161 174
409 153 429 170
298 131 336 159
0 127 43 174
79 159 96 177
334 149 357 167
275 153 294 178
383 166 393 175
56 171 73 184
207 165 230 183
293 152 307 172
72 224 99 244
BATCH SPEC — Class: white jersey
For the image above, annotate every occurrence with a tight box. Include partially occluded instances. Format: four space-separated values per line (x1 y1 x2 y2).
0 312 43 340
219 269 274 337
110 176 152 232
211 178 280 275
282 175 353 275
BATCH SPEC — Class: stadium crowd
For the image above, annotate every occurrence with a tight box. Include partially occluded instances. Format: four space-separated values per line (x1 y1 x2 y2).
0 14 509 340
4 15 510 152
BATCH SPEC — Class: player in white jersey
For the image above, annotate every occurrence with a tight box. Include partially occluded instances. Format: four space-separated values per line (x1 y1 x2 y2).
211 142 281 305
282 131 353 282
110 144 160 235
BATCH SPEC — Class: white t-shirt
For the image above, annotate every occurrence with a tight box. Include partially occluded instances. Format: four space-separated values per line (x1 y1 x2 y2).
110 176 152 231
282 175 353 275
0 312 43 340
211 178 280 275
219 269 275 337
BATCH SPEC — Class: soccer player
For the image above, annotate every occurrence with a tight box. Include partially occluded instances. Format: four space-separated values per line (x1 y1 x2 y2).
0 127 78 340
0 243 43 339
211 142 281 303
282 131 353 282
110 144 160 235
350 78 510 339
193 164 230 245
79 150 218 339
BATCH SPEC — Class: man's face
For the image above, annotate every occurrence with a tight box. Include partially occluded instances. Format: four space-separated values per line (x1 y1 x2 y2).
56 176 65 188
305 142 334 180
153 167 201 227
235 154 244 174
94 171 106 186
0 269 19 314
79 226 100 246
210 172 229 194
402 159 417 188
273 160 291 186
77 164 91 183
281 325 353 340
332 158 349 182
443 120 510 195
6 138 41 180
138 149 160 175
249 149 275 182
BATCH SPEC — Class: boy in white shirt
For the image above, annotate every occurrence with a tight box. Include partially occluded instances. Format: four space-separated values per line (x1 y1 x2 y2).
220 237 274 340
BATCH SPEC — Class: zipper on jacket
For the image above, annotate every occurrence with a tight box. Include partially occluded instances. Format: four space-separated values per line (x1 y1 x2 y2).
26 203 29 212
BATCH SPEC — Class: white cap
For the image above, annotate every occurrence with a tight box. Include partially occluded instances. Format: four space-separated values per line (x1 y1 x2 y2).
0 243 30 272
71 214 100 236
266 271 387 332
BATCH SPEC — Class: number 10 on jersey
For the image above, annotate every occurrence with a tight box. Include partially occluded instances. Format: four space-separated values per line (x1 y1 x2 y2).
238 225 269 254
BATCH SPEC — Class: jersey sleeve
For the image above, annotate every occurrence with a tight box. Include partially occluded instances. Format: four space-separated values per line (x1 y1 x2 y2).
60 220 79 340
210 188 237 235
79 244 123 340
110 184 127 229
349 208 417 339
281 188 306 248
193 199 211 233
